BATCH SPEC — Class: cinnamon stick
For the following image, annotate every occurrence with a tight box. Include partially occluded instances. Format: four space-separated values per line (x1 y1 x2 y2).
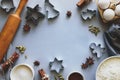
38 69 49 80
1 52 19 72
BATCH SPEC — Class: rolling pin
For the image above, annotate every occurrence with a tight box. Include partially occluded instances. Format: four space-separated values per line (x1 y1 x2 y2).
0 0 28 62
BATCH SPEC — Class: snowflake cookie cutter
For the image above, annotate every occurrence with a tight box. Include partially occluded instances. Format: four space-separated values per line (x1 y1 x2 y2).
0 0 15 13
45 0 60 20
26 5 45 25
89 43 105 58
49 58 64 73
81 9 96 20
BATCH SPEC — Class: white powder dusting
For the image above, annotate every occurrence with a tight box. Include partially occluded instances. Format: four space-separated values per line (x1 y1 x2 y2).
96 57 120 80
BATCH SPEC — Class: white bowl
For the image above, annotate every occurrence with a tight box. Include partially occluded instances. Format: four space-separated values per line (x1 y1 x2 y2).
10 63 34 80
96 56 120 80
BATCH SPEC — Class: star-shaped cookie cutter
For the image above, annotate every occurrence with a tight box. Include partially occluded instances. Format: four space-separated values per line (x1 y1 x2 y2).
26 5 45 25
49 58 64 73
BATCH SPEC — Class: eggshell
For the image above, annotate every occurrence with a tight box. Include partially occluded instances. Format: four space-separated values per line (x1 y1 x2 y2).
115 5 120 16
103 9 115 21
98 0 110 9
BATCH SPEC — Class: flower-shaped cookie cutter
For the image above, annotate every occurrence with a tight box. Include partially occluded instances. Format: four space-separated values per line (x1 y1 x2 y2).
49 58 64 73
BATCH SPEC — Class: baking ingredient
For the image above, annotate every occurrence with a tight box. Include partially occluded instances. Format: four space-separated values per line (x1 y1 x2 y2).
34 60 40 66
96 57 120 80
16 46 26 54
115 5 120 16
11 64 33 80
76 0 85 7
76 0 91 7
55 74 64 80
110 0 120 4
23 24 31 32
1 52 19 72
66 11 72 17
81 57 94 69
86 57 94 65
81 63 88 69
39 69 49 80
68 72 84 80
103 9 115 21
98 0 110 9
89 25 100 36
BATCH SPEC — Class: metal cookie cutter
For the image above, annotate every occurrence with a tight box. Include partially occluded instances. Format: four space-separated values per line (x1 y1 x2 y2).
81 9 96 20
89 43 105 58
0 0 15 13
49 58 64 73
45 0 60 20
26 5 45 25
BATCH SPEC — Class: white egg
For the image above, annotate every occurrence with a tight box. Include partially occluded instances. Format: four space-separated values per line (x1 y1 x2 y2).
115 5 120 16
98 0 110 9
103 9 115 21
110 0 120 4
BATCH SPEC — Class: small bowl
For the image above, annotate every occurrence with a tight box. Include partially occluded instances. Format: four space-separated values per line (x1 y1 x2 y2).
96 56 120 80
10 63 34 80
67 71 84 80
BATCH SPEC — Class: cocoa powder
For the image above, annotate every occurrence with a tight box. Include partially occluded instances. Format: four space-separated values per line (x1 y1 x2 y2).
68 72 84 80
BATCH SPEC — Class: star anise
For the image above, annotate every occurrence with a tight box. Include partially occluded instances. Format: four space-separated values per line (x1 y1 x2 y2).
81 63 88 69
66 11 72 17
81 57 94 69
34 60 40 66
86 57 94 65
23 24 31 32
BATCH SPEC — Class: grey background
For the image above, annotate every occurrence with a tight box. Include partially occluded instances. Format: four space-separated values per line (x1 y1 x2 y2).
0 0 108 80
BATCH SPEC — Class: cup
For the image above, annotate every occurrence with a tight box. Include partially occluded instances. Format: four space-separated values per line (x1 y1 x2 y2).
68 72 84 80
10 63 34 80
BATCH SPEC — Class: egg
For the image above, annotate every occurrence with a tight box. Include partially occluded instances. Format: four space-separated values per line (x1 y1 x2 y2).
103 9 115 21
110 0 120 4
115 5 120 16
98 0 110 9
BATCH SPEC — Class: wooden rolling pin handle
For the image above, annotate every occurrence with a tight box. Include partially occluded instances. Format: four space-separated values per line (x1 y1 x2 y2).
15 0 28 16
0 0 28 62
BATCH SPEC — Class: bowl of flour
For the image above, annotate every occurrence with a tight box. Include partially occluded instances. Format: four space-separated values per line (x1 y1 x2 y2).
96 56 120 80
10 63 34 80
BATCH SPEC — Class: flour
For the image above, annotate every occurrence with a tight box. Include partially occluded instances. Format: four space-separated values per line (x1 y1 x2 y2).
11 65 33 80
96 57 120 80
